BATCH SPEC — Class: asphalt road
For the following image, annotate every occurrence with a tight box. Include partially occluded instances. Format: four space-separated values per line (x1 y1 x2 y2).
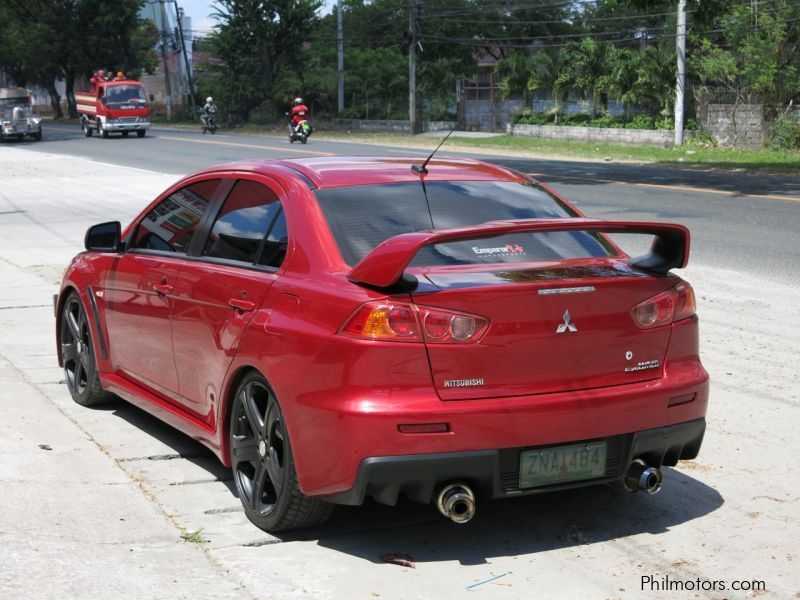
22 121 800 285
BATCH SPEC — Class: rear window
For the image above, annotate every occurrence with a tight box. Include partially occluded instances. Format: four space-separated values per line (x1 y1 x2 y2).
315 181 614 266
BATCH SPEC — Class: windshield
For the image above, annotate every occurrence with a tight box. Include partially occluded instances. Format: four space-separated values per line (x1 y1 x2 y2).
105 85 147 106
0 97 30 108
315 181 615 267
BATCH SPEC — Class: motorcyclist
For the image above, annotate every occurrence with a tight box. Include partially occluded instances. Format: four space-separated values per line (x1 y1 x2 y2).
288 97 311 136
201 96 218 131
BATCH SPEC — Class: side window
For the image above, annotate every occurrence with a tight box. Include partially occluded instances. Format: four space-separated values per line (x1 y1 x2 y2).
257 210 288 268
203 179 285 266
131 179 220 253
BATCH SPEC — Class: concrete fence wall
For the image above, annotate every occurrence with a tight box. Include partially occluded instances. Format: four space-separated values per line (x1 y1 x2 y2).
335 119 457 133
507 123 695 148
698 103 764 149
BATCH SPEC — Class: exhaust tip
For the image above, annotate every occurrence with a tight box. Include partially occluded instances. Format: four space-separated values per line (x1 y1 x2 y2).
436 483 476 524
624 461 663 494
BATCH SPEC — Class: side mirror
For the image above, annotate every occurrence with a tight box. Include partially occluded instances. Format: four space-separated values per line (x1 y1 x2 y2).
85 221 123 252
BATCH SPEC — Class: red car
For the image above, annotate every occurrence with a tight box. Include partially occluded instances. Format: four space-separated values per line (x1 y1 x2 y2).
56 157 708 531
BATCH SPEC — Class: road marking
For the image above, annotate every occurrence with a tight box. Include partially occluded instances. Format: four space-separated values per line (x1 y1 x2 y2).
158 135 335 156
87 160 169 175
529 172 800 203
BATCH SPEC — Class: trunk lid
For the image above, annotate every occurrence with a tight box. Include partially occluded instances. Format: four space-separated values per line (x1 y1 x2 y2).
412 260 675 400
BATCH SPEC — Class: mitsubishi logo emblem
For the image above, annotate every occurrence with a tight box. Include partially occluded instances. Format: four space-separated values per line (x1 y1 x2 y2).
556 309 577 334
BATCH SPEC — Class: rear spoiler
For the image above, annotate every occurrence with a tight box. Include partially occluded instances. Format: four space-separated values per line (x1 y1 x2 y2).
347 218 690 288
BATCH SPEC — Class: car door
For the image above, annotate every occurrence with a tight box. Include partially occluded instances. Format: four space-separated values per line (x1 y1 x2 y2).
171 177 289 423
103 178 222 402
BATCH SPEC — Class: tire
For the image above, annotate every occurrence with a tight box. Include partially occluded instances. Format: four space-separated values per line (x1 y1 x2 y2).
60 291 112 407
122 131 129 138
300 135 307 144
137 130 146 138
33 131 42 141
99 121 108 138
230 372 334 532
82 120 93 137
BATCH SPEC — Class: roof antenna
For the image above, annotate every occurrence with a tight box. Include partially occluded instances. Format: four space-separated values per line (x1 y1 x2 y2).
412 119 460 175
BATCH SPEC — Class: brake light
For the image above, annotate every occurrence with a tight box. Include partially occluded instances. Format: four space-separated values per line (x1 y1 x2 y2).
631 282 696 329
340 301 488 343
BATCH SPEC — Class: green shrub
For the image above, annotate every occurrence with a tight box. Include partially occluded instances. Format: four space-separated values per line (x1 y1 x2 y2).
562 113 592 125
771 113 800 150
627 115 656 130
515 111 551 125
686 131 717 147
654 117 674 130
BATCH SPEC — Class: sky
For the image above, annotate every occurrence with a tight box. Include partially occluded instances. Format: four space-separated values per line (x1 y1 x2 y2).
180 0 335 36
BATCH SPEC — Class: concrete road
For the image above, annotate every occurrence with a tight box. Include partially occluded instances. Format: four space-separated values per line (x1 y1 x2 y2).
1 136 798 599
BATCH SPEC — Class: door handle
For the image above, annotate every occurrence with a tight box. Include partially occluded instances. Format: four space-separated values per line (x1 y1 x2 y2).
229 298 255 312
153 283 173 295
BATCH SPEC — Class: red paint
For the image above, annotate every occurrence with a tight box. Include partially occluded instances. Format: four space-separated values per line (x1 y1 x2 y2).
58 157 709 499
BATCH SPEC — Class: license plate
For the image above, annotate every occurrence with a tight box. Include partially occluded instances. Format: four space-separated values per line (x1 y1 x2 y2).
519 441 607 488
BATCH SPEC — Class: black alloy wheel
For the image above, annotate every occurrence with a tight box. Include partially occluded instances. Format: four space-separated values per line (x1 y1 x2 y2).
60 292 110 407
230 372 334 531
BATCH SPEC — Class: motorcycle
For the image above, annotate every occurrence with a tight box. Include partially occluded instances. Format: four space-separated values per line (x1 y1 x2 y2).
286 113 311 144
201 109 217 134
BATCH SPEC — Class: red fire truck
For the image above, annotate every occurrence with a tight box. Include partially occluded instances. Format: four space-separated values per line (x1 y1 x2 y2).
76 79 150 138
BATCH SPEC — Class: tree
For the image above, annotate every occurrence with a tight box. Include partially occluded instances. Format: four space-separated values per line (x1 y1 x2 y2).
527 49 570 123
496 52 537 106
608 47 641 117
0 0 156 118
694 2 800 115
210 0 322 126
563 37 613 117
636 45 676 115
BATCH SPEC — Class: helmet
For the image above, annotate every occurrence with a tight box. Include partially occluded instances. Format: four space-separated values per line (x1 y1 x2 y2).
293 97 303 106
97 69 106 78
206 97 213 103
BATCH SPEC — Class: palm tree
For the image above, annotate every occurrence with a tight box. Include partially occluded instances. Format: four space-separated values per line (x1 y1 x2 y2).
636 45 676 116
527 49 570 123
497 52 537 107
608 47 641 118
563 37 612 117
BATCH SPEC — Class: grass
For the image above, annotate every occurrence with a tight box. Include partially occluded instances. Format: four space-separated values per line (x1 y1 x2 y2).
180 529 207 544
146 117 800 175
313 131 800 175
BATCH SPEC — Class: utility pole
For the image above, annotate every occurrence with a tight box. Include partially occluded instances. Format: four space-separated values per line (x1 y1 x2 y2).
337 0 344 113
408 0 418 134
159 0 173 120
674 0 686 146
173 1 196 112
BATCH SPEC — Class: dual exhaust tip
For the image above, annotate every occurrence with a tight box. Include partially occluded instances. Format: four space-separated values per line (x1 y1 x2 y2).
435 462 661 524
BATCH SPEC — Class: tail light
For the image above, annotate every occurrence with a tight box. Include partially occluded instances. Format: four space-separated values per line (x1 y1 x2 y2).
340 302 420 341
340 301 488 344
418 306 488 344
631 282 696 329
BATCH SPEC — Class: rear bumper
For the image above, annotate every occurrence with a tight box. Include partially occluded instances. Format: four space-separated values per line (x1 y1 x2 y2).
323 418 706 506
